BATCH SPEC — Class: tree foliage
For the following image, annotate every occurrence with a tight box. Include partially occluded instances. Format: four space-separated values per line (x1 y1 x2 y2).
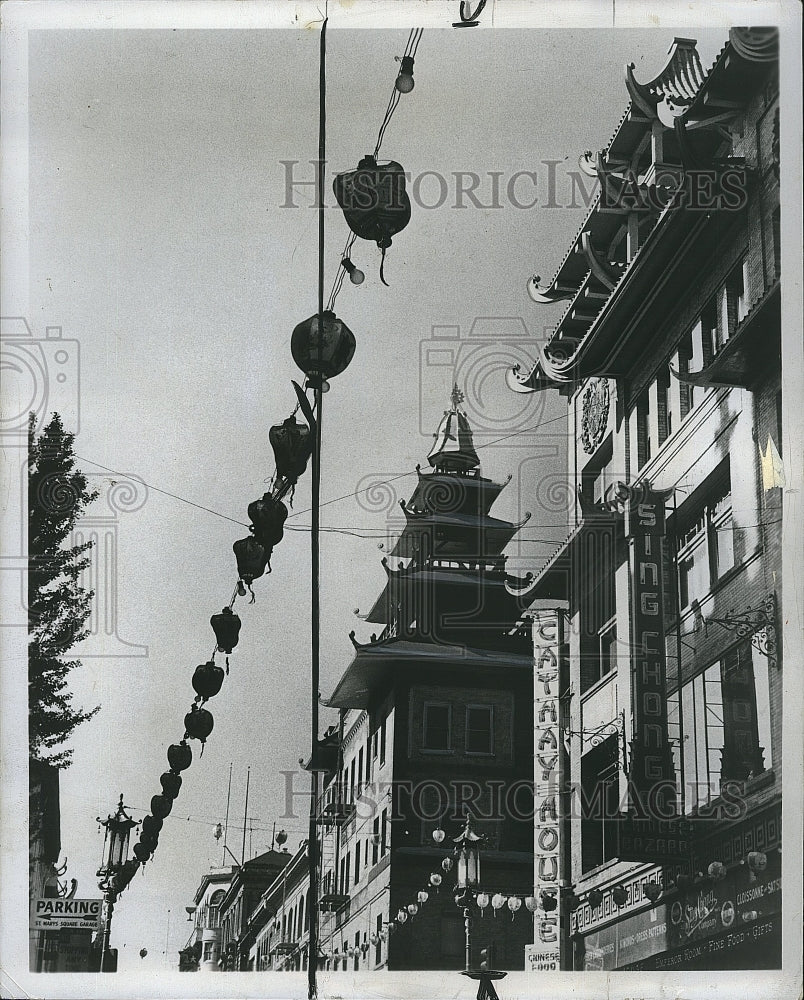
29 412 99 767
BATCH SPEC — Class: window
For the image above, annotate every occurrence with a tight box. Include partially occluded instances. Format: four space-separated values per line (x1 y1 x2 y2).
380 807 388 855
358 747 364 793
580 527 616 692
677 471 734 609
375 914 383 965
668 642 772 814
635 389 650 469
423 702 451 751
581 735 621 871
372 817 379 865
203 941 214 961
354 841 360 885
379 719 386 765
465 705 493 754
354 932 360 971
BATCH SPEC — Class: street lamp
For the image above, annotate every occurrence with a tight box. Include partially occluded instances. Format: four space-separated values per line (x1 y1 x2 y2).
449 814 507 999
96 794 138 972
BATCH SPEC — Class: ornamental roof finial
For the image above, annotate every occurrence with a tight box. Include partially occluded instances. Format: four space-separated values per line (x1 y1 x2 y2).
451 383 465 410
427 384 479 473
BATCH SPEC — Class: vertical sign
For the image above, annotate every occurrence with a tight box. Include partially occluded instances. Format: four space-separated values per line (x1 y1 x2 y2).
527 610 564 972
624 486 674 817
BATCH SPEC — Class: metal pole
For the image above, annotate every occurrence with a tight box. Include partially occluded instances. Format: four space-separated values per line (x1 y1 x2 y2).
100 890 115 972
223 762 233 866
463 904 472 972
307 18 327 999
241 767 250 866
164 908 171 970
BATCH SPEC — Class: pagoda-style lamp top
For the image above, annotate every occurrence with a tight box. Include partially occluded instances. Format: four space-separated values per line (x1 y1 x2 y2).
453 813 485 890
97 794 138 874
427 384 480 473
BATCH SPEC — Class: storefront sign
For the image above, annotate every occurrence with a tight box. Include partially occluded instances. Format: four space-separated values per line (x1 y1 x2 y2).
616 814 694 862
578 850 781 971
531 610 563 970
32 898 103 931
624 486 674 813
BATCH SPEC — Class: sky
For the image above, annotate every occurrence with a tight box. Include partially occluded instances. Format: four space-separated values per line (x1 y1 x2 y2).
10 10 727 981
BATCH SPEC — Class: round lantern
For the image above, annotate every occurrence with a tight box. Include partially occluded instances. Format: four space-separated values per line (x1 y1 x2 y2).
476 892 489 915
417 891 429 905
507 896 522 919
184 705 214 747
133 842 152 863
160 771 182 800
708 861 726 882
430 873 442 890
247 494 288 553
141 814 163 839
524 896 538 913
139 948 148 959
491 893 505 916
587 889 603 909
432 827 446 845
407 903 418 917
150 794 172 819
441 857 453 873
370 933 379 946
644 881 663 904
612 885 628 907
192 660 225 702
233 535 269 585
746 851 767 874
270 415 313 484
540 891 557 912
167 740 192 772
397 909 407 924
210 607 241 654
291 310 356 388
566 891 582 912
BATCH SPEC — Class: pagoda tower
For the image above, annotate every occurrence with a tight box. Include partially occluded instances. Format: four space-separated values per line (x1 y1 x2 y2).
362 384 532 651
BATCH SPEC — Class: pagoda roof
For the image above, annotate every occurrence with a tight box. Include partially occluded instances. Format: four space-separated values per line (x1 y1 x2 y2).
511 30 778 397
387 503 530 558
324 638 533 710
409 466 511 515
364 559 531 624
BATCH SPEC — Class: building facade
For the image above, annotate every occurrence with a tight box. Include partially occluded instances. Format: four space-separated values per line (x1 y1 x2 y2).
181 868 235 971
312 388 536 972
509 28 782 972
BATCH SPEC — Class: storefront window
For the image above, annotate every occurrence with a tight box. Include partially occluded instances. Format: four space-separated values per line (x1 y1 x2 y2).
677 471 734 609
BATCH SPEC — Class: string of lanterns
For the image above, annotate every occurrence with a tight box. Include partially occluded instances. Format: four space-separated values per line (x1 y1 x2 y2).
106 29 423 893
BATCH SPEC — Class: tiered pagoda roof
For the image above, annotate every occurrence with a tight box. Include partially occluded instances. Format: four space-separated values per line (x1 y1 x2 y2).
508 28 779 396
324 388 532 709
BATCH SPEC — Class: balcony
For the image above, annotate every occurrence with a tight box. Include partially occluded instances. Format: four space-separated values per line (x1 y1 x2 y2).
316 800 355 827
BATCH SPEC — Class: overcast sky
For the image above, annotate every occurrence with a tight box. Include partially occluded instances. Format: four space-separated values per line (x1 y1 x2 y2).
13 11 726 981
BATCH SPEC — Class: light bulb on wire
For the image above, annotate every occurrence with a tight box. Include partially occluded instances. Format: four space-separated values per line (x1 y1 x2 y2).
395 55 415 94
342 258 365 285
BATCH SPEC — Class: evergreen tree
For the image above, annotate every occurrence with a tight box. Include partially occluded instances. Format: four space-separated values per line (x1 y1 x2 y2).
28 412 99 767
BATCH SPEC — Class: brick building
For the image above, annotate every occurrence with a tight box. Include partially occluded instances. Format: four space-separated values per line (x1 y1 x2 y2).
509 29 782 971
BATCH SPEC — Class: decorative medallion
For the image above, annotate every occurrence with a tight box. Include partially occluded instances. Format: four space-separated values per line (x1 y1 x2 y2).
580 378 610 454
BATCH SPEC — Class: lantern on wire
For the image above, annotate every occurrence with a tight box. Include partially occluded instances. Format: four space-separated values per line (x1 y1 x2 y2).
192 660 225 701
417 890 429 905
167 740 192 772
746 851 767 883
524 895 537 913
441 856 453 873
707 861 726 882
476 892 489 917
507 896 522 920
291 311 356 391
491 893 506 917
395 54 415 93
210 607 241 667
429 873 442 892
139 948 148 959
150 793 172 820
269 414 313 489
540 890 557 912
133 841 153 864
233 536 269 600
432 827 446 845
370 933 379 947
247 494 287 561
141 814 163 840
407 903 418 917
397 908 407 924
612 885 628 907
159 771 182 800
644 881 663 904
333 155 411 285
184 704 214 754
587 889 603 909
341 258 365 285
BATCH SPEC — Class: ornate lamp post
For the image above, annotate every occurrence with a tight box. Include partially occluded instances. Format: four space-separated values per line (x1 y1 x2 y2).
442 814 507 1000
96 794 138 972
